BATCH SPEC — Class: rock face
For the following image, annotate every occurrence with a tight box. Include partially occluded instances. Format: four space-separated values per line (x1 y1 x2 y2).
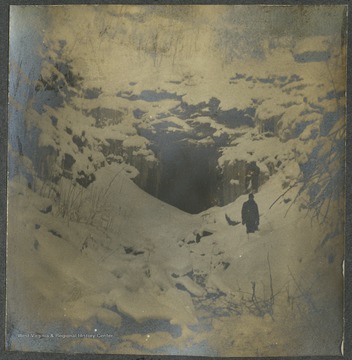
12 117 274 214
128 152 161 197
101 138 161 198
104 135 274 214
217 160 249 205
255 115 282 136
216 159 271 206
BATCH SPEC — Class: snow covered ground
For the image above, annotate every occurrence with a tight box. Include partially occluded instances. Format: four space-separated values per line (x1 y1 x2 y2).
7 159 343 356
6 4 345 357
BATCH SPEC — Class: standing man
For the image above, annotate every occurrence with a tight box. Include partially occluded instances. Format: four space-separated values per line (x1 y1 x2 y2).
241 193 259 234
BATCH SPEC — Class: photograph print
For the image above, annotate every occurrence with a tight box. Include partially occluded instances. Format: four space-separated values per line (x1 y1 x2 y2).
6 5 347 357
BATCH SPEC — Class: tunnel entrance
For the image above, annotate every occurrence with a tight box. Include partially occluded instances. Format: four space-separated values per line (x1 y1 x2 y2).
109 95 258 214
156 141 219 214
138 129 221 214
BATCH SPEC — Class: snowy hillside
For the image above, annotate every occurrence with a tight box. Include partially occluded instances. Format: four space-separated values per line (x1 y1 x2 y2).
7 161 343 356
7 5 346 357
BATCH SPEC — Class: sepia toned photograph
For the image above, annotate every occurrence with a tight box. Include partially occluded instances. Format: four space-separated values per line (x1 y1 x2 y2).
6 4 347 357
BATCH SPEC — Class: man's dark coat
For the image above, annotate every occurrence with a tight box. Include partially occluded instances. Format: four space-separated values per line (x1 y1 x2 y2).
241 198 259 233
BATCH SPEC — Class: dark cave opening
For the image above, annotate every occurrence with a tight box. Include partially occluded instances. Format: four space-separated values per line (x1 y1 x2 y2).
156 141 220 214
138 129 221 214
